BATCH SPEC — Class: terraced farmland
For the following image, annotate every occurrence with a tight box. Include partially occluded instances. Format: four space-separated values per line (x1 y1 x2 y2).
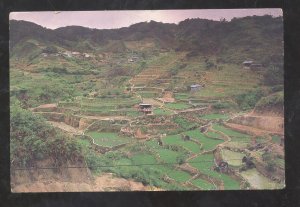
190 153 240 190
191 178 216 190
163 134 202 153
165 102 192 110
156 148 184 164
184 129 224 151
131 153 157 165
9 14 285 193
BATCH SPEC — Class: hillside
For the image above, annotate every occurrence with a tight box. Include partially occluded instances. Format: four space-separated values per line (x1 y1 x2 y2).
10 15 283 62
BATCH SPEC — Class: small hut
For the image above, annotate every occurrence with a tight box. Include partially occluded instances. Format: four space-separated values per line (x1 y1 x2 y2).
190 84 202 92
139 103 153 115
242 60 253 68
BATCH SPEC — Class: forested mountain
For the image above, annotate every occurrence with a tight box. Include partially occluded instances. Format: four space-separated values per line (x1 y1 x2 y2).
10 15 283 64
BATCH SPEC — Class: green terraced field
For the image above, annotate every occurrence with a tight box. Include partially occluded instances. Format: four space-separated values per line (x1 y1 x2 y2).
131 153 158 165
212 124 251 138
174 93 190 100
206 131 223 139
185 130 224 151
145 139 160 149
156 148 184 164
190 153 240 190
153 108 173 115
191 178 216 190
167 170 192 183
163 134 202 153
165 102 191 110
87 132 131 147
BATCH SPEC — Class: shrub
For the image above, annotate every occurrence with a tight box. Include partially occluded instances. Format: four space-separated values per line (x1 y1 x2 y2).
235 89 266 110
256 91 283 108
42 46 58 54
10 103 83 167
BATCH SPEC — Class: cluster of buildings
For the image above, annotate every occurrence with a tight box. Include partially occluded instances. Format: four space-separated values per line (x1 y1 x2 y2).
41 50 94 59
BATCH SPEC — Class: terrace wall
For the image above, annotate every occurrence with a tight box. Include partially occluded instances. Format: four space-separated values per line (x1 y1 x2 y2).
81 135 128 154
34 112 81 128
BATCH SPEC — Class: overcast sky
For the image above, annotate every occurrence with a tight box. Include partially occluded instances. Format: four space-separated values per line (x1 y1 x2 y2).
10 9 282 30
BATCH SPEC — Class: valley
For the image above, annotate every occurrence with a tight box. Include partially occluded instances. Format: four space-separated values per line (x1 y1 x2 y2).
10 15 284 191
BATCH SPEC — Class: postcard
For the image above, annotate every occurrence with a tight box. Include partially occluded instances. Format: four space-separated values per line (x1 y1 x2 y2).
9 9 284 192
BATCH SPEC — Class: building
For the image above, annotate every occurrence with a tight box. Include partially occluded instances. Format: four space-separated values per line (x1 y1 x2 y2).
243 60 253 68
190 84 202 92
243 60 263 70
139 103 153 115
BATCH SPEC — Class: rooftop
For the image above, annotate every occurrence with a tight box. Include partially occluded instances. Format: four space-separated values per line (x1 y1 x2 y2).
139 103 152 106
190 84 202 88
243 60 254 64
